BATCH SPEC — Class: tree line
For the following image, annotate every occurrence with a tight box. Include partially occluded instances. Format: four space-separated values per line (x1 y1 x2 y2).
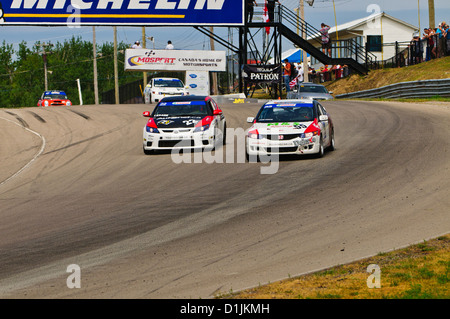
0 36 143 108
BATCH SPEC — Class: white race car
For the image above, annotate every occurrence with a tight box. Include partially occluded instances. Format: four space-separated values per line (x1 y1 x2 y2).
246 99 335 159
142 95 226 154
145 77 189 104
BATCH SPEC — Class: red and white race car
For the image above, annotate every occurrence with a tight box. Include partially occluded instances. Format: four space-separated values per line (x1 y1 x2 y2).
37 91 72 107
246 99 335 159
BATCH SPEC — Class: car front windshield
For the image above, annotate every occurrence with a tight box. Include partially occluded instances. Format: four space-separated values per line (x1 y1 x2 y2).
298 85 328 94
44 94 67 99
154 101 210 117
256 104 315 122
154 79 184 88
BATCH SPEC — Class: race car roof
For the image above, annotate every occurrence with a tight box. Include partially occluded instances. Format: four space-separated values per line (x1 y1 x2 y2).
160 95 210 102
44 91 67 96
264 99 314 108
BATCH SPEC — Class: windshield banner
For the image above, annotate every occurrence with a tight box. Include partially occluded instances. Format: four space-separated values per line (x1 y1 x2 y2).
0 0 244 26
243 64 282 84
125 49 226 72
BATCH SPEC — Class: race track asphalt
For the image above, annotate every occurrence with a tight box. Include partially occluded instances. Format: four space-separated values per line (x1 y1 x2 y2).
0 100 449 298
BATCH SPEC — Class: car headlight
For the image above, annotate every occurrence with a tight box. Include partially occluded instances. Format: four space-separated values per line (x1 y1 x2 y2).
247 129 261 139
193 124 210 132
66 101 71 106
301 131 319 138
146 126 160 133
44 100 49 106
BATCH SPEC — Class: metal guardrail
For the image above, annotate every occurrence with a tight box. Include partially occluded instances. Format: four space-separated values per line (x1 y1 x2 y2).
335 78 450 99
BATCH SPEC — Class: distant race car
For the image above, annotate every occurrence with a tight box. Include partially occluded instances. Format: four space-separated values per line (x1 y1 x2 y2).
246 99 335 159
37 91 72 107
287 82 334 100
144 77 190 104
142 95 226 154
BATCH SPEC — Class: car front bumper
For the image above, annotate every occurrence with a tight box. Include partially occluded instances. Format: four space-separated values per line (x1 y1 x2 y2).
143 129 215 151
246 136 320 156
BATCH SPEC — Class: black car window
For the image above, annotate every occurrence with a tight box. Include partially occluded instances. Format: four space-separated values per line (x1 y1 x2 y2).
299 85 328 93
153 101 211 117
256 104 315 122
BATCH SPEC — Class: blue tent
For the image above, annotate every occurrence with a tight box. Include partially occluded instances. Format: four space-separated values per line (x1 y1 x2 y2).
268 48 310 64
284 48 311 63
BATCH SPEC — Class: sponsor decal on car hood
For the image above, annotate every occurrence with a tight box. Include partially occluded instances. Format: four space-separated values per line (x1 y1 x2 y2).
154 116 202 128
251 121 314 134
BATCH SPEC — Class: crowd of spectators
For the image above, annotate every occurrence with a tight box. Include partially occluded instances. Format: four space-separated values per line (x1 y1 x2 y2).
286 62 349 89
409 21 450 65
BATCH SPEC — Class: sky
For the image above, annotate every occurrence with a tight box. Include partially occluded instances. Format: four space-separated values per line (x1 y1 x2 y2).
0 0 449 57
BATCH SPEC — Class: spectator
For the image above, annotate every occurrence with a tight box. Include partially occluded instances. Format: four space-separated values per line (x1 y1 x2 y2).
247 0 257 23
290 63 299 81
444 23 450 55
439 22 449 57
266 0 280 23
309 67 316 83
282 58 291 92
409 33 423 64
342 65 349 77
320 23 332 57
131 41 142 49
166 40 174 50
422 28 432 61
431 27 439 59
297 64 304 83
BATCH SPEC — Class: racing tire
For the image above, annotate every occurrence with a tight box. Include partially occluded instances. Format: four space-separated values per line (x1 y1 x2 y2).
222 123 227 145
327 129 336 151
246 151 259 163
143 147 153 155
315 136 325 158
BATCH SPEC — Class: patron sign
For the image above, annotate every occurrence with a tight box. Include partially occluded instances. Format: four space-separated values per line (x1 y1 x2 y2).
243 64 281 84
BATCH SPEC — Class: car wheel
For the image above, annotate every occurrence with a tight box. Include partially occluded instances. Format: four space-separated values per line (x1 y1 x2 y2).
246 151 259 163
327 129 336 151
222 123 227 145
315 136 324 158
143 146 153 155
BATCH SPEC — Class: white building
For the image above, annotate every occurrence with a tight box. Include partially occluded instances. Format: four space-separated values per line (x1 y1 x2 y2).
308 12 418 68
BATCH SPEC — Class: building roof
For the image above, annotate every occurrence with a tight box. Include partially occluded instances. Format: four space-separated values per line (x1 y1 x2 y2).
308 12 417 41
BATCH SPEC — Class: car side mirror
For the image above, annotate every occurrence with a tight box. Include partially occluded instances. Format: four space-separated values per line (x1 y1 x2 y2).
319 114 328 122
143 111 151 117
213 109 222 115
247 117 255 123
328 91 333 95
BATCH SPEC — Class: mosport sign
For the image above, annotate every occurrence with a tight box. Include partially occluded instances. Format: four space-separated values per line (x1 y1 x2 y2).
125 49 226 71
0 0 244 26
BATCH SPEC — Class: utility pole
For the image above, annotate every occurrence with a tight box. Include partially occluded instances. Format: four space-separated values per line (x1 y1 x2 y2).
300 0 309 82
210 26 218 95
36 42 53 91
428 0 435 29
93 26 99 105
114 26 119 104
142 27 147 87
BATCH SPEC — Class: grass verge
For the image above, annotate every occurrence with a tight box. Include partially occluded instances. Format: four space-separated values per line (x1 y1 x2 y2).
219 234 450 299
325 56 450 96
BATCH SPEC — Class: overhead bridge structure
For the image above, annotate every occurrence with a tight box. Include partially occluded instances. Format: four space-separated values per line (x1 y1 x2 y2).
200 4 376 98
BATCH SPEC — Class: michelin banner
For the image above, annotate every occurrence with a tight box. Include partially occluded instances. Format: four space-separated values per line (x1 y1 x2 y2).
125 49 226 72
0 0 244 26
